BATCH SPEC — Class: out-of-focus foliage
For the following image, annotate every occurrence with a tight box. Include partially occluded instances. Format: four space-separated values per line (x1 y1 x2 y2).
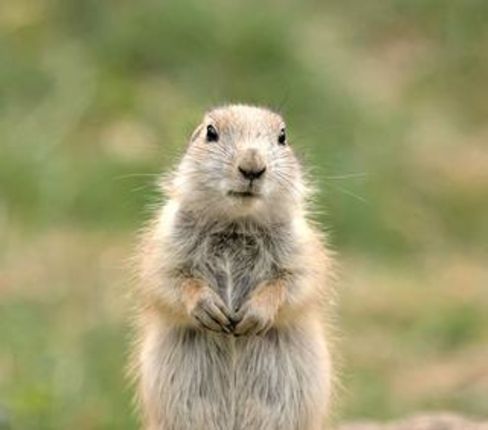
1 0 487 428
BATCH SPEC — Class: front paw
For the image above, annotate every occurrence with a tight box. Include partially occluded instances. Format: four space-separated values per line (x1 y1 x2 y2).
232 301 275 336
232 280 285 336
185 284 233 334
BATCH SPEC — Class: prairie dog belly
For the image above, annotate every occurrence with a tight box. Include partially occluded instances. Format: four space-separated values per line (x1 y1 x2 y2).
208 249 267 311
142 321 330 430
189 223 282 311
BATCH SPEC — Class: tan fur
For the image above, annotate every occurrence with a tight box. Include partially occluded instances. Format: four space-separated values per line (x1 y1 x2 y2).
130 104 335 430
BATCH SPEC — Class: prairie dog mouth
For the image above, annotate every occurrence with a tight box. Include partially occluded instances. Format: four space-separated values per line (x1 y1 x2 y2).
227 190 259 198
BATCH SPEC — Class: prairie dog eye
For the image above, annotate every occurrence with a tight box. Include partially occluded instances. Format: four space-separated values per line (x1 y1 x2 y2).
278 128 286 145
206 125 219 142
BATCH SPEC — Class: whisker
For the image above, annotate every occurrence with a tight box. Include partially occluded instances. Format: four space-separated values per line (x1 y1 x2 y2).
323 173 368 180
328 184 369 205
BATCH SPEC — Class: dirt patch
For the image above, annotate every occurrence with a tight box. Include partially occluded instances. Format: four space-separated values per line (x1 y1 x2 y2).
338 413 488 430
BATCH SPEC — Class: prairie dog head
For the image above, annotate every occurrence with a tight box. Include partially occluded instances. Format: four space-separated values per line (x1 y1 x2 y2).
168 104 307 221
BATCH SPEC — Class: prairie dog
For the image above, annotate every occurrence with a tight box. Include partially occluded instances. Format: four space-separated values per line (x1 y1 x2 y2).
131 104 335 430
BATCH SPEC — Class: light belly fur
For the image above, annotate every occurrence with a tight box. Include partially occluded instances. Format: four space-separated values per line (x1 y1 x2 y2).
142 322 330 430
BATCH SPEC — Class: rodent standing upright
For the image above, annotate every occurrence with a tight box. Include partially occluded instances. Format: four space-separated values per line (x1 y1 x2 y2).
131 104 335 430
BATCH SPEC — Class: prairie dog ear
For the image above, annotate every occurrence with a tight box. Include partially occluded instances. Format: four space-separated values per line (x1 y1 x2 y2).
190 124 204 143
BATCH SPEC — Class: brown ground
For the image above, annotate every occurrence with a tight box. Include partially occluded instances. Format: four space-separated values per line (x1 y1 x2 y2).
338 413 488 430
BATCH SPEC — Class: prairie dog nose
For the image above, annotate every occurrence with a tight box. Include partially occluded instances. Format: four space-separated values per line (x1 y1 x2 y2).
238 165 266 180
237 149 266 181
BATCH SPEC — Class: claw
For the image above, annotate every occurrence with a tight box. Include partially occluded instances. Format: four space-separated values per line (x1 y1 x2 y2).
189 288 233 334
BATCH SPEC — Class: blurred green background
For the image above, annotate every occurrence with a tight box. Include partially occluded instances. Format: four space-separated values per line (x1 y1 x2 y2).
1 0 487 428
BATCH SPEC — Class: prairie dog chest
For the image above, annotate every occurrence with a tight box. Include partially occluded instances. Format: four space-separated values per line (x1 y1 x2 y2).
173 216 291 309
